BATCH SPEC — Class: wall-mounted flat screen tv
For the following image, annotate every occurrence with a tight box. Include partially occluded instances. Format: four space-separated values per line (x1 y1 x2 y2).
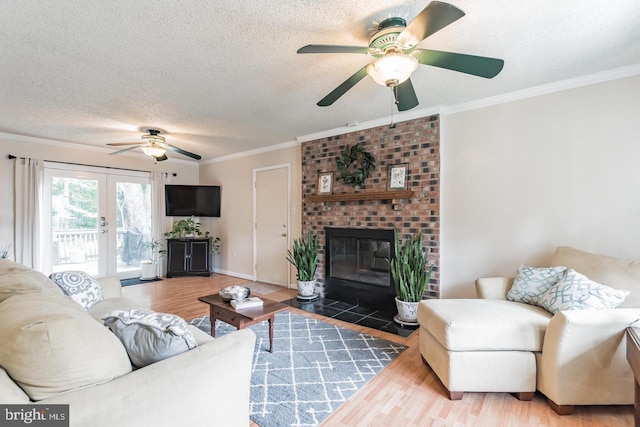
165 185 221 217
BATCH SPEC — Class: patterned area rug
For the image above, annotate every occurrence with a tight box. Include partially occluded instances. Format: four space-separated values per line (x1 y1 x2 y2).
189 311 407 427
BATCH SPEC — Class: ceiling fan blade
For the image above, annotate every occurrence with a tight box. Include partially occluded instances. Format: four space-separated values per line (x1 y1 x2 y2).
415 49 504 78
318 66 369 107
106 142 142 146
155 154 168 161
394 79 419 111
297 45 369 54
396 1 465 48
166 144 202 160
109 145 140 155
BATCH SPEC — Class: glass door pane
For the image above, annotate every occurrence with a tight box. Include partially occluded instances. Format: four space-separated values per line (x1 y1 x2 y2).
50 175 104 276
114 179 152 277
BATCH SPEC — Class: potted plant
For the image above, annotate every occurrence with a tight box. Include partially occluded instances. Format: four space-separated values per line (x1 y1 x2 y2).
0 242 11 259
286 231 319 298
164 217 222 257
140 238 164 280
164 217 202 239
389 229 433 325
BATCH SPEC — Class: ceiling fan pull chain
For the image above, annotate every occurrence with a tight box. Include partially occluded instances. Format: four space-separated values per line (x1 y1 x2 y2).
390 87 396 129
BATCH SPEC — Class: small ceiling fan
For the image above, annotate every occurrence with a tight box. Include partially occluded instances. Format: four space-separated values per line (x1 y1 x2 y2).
106 129 201 161
297 1 504 111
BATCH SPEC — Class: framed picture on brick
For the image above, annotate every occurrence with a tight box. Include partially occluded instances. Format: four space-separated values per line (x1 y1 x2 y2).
388 163 408 190
318 172 333 195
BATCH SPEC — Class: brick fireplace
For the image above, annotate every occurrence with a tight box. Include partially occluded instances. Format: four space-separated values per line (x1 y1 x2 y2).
301 115 440 307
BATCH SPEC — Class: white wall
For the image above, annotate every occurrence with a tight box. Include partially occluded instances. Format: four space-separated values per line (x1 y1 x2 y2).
441 74 640 298
0 136 199 256
198 145 302 281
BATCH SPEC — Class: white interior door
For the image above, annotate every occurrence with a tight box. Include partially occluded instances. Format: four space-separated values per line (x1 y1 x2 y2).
254 165 290 286
42 164 151 278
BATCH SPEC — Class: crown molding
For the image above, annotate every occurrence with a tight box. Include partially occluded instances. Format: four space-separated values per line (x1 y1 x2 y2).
202 139 300 165
442 63 640 115
296 106 443 143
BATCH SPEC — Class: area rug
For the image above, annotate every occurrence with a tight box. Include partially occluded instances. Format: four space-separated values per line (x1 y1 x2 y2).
188 311 407 427
120 277 161 287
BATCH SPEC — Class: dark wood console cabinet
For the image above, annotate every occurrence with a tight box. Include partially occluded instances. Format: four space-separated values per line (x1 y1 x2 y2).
166 238 211 278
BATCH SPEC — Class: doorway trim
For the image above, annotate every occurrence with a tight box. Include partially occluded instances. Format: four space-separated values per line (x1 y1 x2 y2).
252 163 291 287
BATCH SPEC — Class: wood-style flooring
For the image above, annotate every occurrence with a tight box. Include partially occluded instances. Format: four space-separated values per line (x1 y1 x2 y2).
123 275 634 427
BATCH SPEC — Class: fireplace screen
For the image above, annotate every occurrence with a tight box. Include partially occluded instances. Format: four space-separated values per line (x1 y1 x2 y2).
329 237 391 287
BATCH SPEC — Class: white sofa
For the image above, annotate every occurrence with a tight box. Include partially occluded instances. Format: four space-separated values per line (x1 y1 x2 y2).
0 259 256 427
418 246 640 414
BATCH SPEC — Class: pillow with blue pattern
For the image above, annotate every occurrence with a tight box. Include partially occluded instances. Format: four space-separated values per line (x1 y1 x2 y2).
538 269 630 314
506 265 566 305
49 271 104 309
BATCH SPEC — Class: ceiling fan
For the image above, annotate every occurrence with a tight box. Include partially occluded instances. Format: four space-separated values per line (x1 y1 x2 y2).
297 1 504 111
106 129 201 161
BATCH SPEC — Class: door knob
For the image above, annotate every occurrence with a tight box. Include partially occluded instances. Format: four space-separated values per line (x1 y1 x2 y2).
281 233 287 237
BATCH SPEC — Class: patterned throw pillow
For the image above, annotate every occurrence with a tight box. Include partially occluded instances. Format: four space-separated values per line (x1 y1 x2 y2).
49 271 104 309
538 269 630 314
103 309 197 368
506 265 566 305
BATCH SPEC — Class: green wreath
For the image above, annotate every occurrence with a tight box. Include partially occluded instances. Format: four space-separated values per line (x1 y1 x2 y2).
336 142 376 187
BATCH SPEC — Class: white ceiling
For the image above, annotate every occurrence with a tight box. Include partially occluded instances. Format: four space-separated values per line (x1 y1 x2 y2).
1 0 639 162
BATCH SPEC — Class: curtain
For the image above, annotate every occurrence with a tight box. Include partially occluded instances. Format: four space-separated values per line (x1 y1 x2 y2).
14 157 43 269
151 172 173 277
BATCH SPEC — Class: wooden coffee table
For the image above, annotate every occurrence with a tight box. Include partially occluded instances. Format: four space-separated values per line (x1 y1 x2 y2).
198 293 288 352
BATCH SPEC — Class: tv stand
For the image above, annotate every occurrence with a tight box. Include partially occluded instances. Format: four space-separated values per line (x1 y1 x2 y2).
166 238 211 278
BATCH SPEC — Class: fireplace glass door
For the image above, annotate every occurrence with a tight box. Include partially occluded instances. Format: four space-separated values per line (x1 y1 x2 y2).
329 237 391 287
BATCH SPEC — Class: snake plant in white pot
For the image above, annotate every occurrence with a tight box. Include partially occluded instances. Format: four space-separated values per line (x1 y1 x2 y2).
389 229 433 325
286 231 319 298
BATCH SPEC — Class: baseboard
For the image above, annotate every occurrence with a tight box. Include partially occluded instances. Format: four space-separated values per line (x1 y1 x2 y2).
211 268 254 281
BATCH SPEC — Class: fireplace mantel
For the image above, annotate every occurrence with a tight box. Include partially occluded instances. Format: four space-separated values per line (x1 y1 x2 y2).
307 190 413 203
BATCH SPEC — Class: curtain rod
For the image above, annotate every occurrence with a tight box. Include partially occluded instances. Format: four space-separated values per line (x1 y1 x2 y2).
7 155 177 176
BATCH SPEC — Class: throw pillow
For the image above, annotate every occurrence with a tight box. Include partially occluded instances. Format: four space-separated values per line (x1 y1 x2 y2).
0 293 132 401
538 269 630 314
103 309 197 368
49 271 104 309
506 265 566 305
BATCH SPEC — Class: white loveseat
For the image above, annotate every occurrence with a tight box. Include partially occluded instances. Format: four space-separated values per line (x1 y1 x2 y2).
0 259 256 427
418 246 640 414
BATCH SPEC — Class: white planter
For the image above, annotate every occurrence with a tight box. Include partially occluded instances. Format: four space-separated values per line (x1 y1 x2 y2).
296 280 316 297
395 297 420 324
140 261 157 280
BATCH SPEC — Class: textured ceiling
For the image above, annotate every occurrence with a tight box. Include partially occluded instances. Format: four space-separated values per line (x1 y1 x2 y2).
1 0 639 162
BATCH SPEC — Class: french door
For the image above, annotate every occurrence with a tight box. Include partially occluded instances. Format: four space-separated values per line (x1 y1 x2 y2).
42 164 152 278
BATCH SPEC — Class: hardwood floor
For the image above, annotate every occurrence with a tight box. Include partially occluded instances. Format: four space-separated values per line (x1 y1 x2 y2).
123 275 634 427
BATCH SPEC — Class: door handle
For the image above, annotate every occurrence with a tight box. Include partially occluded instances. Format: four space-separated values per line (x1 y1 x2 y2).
100 229 108 234
281 233 287 237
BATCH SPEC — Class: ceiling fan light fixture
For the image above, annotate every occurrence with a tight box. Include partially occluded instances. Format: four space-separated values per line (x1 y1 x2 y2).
366 53 419 87
140 134 167 157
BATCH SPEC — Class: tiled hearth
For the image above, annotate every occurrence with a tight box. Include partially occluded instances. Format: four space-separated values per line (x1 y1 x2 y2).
286 297 417 338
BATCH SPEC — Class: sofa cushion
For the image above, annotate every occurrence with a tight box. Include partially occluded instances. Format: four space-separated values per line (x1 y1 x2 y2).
0 259 64 302
0 293 132 401
49 270 104 309
551 246 640 308
538 269 630 314
506 265 566 305
0 367 30 403
103 309 197 368
418 299 552 352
